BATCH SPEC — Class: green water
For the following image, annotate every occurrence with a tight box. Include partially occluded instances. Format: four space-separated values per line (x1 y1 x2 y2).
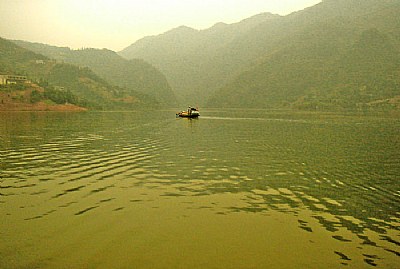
0 110 399 268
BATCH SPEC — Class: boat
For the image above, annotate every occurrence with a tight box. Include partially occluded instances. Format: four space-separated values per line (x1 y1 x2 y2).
176 107 200 118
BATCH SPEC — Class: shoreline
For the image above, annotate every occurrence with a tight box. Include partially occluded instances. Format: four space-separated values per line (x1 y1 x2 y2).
0 102 87 112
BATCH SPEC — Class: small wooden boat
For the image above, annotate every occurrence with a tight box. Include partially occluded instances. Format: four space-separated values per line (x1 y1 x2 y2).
176 107 200 118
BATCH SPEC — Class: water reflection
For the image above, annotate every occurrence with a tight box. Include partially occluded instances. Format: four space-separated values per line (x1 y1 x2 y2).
0 111 399 268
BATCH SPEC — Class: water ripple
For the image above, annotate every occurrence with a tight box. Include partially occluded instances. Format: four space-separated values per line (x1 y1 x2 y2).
1 112 399 268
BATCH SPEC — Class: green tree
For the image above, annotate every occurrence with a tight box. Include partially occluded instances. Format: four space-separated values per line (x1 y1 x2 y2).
30 89 43 103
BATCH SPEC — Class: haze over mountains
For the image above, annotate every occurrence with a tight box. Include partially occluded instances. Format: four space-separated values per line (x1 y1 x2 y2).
120 0 400 110
2 0 400 111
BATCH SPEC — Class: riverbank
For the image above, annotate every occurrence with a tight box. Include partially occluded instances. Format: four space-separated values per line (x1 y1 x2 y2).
0 84 87 112
0 102 87 112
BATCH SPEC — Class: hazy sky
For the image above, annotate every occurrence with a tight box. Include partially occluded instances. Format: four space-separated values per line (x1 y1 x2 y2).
0 0 321 51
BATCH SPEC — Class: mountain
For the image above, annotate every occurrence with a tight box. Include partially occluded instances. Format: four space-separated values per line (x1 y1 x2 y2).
119 13 280 104
120 0 400 111
0 37 47 74
208 0 400 110
0 37 157 110
12 41 177 106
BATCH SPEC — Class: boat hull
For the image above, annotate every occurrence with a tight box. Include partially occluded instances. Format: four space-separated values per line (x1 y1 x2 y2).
176 111 200 118
178 114 199 118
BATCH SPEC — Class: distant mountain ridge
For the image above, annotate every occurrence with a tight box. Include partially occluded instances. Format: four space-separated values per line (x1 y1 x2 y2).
120 12 279 58
119 12 280 104
120 0 400 111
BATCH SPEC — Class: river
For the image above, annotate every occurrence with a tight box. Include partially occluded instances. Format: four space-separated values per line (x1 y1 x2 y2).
0 110 399 268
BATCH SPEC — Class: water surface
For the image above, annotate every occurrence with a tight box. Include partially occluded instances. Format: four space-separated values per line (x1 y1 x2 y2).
1 110 399 268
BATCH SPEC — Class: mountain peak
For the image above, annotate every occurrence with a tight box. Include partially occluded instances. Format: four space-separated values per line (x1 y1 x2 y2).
169 25 198 34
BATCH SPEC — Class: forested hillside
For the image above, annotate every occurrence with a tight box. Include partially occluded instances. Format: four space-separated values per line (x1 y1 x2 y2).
13 41 177 106
208 1 400 110
120 0 400 111
1 38 158 110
